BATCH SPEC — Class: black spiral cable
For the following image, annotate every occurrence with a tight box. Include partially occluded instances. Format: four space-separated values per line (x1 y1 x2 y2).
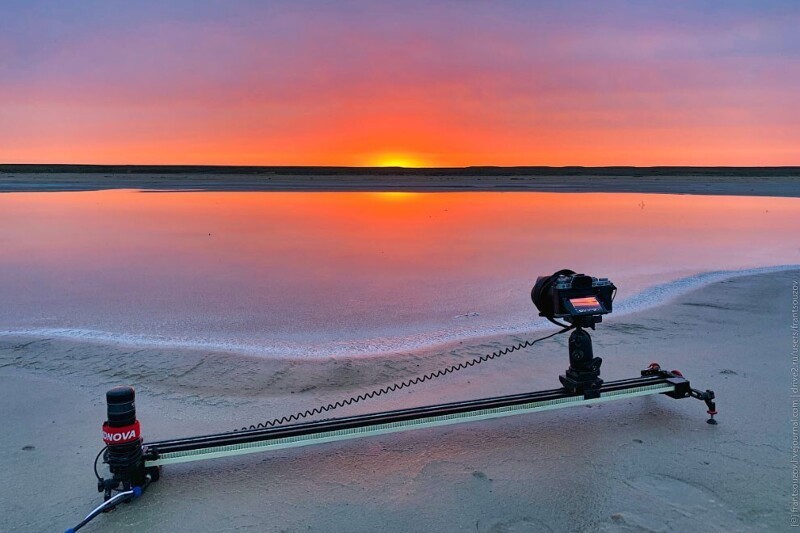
239 326 573 431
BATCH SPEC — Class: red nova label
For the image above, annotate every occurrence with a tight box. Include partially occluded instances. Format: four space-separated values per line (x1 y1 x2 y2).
102 420 141 445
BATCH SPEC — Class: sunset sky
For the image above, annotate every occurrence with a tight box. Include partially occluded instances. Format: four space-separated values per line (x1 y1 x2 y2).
1 1 798 166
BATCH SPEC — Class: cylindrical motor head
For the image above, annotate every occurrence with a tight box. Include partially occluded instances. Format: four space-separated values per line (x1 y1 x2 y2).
102 386 146 488
102 386 141 447
106 386 136 427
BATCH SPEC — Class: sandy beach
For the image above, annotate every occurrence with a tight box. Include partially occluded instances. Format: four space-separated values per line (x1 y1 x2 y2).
2 268 796 532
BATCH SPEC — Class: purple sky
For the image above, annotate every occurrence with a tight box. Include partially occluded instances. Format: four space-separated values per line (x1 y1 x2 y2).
1 1 798 165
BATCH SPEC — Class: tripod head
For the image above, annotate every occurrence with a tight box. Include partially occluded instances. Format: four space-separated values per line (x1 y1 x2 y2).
561 326 603 397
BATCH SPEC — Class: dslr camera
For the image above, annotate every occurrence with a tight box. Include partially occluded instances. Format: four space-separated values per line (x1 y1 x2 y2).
531 269 616 324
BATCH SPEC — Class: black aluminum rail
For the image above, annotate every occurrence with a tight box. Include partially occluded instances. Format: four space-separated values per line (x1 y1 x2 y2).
144 371 690 465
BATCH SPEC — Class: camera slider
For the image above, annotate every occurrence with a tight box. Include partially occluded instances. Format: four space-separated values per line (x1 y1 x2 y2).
69 363 716 531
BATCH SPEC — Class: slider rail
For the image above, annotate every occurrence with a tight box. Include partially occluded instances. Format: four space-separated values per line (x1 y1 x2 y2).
144 373 686 467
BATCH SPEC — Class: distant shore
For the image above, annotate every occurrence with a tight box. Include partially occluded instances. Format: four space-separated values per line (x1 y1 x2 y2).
1 165 799 196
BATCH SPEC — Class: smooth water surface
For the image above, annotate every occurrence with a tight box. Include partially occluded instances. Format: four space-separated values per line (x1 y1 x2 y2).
1 190 798 355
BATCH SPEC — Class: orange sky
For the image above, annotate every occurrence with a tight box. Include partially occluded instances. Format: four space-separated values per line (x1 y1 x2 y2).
1 2 798 166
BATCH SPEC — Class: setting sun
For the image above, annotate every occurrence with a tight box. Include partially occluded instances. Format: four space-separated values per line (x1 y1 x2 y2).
370 154 427 168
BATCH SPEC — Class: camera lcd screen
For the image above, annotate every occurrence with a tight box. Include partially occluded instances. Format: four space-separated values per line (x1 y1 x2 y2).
567 296 604 314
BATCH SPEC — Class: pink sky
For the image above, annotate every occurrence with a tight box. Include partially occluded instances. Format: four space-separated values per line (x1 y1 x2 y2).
1 1 798 166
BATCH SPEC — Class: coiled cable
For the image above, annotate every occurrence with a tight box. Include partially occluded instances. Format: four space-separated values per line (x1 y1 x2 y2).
239 326 573 431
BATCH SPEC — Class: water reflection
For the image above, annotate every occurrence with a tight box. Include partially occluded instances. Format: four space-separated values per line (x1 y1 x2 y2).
0 190 797 356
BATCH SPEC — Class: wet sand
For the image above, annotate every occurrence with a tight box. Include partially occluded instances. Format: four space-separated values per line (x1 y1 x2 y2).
1 269 796 532
1 167 800 196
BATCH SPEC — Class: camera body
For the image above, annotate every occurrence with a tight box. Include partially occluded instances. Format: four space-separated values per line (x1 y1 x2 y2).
532 271 616 322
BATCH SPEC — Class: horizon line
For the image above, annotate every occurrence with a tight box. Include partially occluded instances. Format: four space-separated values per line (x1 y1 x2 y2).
2 163 799 172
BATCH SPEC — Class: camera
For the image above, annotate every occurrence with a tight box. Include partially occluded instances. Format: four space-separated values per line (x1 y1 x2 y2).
531 269 616 323
531 269 617 395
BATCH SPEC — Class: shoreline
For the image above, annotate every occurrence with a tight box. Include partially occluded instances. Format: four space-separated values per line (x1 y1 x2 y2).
2 264 798 359
1 268 796 531
1 170 800 196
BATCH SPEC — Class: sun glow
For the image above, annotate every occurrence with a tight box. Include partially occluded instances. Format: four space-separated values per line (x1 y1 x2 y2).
370 154 427 168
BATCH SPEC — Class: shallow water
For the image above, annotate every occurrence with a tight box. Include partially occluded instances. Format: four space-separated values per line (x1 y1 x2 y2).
1 190 798 356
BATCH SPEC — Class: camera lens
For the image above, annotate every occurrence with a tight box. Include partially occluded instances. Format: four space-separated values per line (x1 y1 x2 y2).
532 269 576 318
532 276 546 304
